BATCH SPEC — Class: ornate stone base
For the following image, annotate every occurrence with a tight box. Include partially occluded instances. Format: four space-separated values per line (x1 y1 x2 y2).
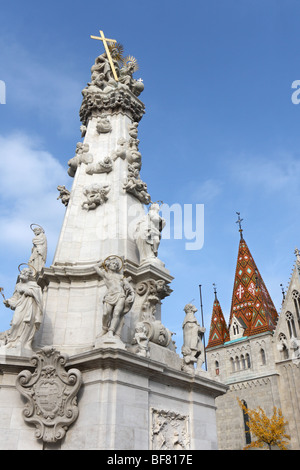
0 347 227 450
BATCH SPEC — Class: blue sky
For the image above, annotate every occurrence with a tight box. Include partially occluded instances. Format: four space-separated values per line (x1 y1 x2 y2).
1 0 300 352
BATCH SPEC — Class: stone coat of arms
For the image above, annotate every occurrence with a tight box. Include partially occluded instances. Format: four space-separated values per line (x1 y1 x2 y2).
16 346 82 443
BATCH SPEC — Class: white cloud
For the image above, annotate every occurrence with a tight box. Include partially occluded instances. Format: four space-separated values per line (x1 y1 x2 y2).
193 178 223 202
0 132 69 253
229 151 300 196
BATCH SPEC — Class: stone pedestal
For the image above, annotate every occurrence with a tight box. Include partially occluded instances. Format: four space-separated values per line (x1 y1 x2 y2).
0 347 227 450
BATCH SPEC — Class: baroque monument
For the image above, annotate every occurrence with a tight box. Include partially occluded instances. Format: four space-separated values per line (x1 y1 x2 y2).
0 30 226 450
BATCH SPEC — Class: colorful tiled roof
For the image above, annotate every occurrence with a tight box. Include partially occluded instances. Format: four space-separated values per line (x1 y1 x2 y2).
229 237 278 336
207 296 230 348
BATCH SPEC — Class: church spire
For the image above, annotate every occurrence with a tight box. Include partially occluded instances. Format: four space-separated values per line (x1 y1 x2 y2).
206 285 230 349
229 229 278 337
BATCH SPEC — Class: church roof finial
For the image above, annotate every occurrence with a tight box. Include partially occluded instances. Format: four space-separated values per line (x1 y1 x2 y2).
213 283 217 300
236 212 244 240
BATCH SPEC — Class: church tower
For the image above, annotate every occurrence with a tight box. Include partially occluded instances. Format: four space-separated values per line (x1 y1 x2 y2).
206 215 283 449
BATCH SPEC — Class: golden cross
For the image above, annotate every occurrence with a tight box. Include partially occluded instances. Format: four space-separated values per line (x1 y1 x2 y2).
90 29 119 81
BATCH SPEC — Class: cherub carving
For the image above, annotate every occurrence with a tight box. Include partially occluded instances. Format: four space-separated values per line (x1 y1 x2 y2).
82 183 110 210
94 256 135 339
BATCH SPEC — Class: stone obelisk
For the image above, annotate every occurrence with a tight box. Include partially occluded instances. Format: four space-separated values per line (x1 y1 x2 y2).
35 34 173 354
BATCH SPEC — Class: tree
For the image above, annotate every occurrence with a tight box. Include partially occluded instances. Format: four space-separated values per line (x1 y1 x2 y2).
238 399 291 450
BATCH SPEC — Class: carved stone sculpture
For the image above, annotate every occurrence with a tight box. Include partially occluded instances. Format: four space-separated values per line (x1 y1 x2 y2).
124 166 151 205
136 279 171 322
28 224 47 273
132 322 150 357
82 183 110 210
1 266 43 353
94 256 135 340
80 124 87 137
112 136 141 169
90 51 120 87
57 185 70 206
79 52 145 127
85 156 113 175
118 57 144 97
128 122 139 139
181 303 206 373
135 203 165 263
16 346 82 443
68 142 93 177
151 408 190 450
96 114 112 134
142 320 173 348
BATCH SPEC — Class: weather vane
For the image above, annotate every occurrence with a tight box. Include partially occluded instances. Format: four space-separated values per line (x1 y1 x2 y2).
90 29 119 81
236 212 244 240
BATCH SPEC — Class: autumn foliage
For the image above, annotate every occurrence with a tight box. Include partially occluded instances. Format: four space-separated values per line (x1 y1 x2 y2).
238 399 290 450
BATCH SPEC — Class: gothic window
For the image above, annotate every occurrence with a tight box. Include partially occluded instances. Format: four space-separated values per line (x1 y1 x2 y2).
292 290 300 327
241 400 251 445
233 322 239 335
260 348 266 365
230 357 235 372
286 312 296 338
241 354 246 369
235 356 240 370
215 360 219 375
246 353 251 368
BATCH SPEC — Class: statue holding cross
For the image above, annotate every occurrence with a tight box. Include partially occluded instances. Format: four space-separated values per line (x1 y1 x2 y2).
90 30 120 82
88 29 144 97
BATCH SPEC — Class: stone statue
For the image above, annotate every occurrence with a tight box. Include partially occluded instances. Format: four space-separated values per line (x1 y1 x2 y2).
94 256 135 339
91 52 120 85
82 183 110 210
68 142 93 177
119 58 144 96
1 266 43 352
135 203 165 263
181 303 206 373
132 322 150 357
112 137 141 170
28 224 47 273
57 185 70 206
85 156 113 175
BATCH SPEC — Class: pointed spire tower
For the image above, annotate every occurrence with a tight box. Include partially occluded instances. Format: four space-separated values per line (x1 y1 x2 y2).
229 213 278 337
207 284 230 348
36 31 173 354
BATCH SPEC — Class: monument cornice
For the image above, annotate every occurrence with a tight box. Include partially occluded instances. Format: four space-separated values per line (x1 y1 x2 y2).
65 347 228 399
37 259 173 287
79 87 145 126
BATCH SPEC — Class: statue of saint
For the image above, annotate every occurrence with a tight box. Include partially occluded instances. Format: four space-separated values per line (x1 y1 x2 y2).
28 224 47 273
2 267 43 351
181 304 206 372
135 203 165 263
94 256 135 339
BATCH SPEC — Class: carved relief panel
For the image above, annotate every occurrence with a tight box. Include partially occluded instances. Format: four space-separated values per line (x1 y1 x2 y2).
150 408 190 450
